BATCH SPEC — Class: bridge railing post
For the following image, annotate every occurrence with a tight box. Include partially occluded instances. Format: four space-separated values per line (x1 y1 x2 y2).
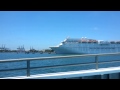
27 60 30 76
95 55 98 70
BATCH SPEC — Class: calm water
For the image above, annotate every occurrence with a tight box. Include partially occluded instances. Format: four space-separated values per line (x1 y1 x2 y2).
0 52 120 78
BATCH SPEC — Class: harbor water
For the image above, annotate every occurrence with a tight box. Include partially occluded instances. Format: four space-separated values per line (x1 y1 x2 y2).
0 52 120 78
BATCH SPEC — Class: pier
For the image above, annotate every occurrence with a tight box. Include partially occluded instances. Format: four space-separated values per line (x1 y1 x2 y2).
0 52 120 79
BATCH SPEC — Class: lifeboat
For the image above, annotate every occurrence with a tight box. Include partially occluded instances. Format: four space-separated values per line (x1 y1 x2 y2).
88 40 92 43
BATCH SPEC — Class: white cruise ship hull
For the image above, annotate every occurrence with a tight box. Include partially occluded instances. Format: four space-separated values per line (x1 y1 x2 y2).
50 47 86 54
50 47 119 54
50 37 120 54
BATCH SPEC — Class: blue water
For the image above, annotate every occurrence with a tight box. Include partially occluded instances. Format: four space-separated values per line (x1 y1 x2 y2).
0 52 120 78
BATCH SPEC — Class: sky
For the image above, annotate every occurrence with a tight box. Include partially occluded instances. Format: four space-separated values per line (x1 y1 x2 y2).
0 11 120 50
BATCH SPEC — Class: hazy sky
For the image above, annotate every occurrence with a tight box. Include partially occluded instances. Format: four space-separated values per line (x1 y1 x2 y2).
0 11 120 50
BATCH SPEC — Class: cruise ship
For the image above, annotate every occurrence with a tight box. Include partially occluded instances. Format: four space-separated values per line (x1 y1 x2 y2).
50 37 120 54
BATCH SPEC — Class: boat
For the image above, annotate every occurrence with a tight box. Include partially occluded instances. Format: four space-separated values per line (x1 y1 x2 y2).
49 37 120 54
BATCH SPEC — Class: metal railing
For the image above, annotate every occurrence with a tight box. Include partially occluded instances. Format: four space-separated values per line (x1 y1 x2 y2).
0 52 120 77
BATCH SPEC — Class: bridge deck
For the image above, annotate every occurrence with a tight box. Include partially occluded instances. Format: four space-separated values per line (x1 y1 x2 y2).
1 66 120 79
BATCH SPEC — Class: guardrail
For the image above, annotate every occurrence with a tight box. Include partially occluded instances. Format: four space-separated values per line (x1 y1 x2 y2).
0 52 120 77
